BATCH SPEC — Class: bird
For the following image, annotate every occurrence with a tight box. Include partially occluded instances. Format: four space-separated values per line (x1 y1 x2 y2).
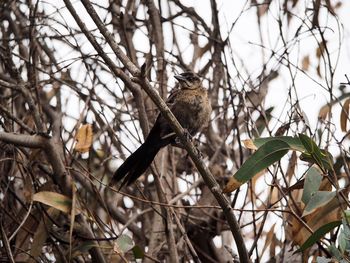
110 72 212 189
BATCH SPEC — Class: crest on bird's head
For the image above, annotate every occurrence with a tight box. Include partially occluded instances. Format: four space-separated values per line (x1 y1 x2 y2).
174 72 201 89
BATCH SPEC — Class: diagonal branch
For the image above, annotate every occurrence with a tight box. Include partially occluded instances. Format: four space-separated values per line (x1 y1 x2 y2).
65 1 250 262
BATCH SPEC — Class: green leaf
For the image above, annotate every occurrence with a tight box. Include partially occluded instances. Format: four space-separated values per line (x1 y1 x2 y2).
328 244 343 260
316 256 332 263
302 191 337 217
338 231 346 253
300 150 334 171
342 218 350 238
297 221 341 253
302 167 323 205
252 136 305 152
321 150 334 170
344 210 350 220
132 245 144 259
339 218 350 254
298 133 316 153
116 234 134 253
298 134 332 170
234 139 290 183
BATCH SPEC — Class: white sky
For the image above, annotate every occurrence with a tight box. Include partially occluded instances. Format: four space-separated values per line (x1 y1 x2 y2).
37 1 350 259
43 0 350 137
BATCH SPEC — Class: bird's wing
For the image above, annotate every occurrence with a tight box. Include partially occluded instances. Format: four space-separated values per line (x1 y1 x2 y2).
166 88 180 106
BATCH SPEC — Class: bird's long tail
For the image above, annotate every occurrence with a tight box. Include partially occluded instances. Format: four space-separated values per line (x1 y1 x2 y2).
111 139 161 189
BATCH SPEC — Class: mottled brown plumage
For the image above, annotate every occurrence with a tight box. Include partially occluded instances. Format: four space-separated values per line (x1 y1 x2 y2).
111 72 211 189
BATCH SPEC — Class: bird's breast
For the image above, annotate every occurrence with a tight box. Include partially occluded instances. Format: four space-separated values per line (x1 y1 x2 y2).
173 88 211 135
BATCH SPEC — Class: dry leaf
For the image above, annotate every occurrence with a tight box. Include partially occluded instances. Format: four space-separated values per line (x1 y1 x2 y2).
334 1 342 10
261 224 276 256
340 98 350 132
23 174 33 202
33 191 72 214
223 177 242 193
316 64 322 78
318 104 331 120
285 151 297 182
257 3 270 17
75 124 93 153
285 189 343 247
69 187 78 260
242 139 257 150
29 208 59 262
301 56 310 71
316 41 327 59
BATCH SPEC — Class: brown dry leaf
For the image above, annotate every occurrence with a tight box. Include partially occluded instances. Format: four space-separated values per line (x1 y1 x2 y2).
334 1 342 10
261 224 276 257
316 64 322 78
269 227 280 258
301 56 310 71
299 197 342 244
340 98 350 132
257 3 270 17
270 186 280 205
14 208 40 262
319 177 332 192
223 177 242 193
29 208 59 263
23 174 33 202
69 187 78 260
318 104 331 120
75 124 93 153
285 151 297 182
316 41 327 59
33 191 72 214
284 202 304 245
286 193 343 246
306 194 343 226
242 139 257 150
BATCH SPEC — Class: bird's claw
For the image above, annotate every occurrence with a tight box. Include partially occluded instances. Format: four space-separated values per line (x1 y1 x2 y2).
183 129 193 141
191 139 204 158
174 136 181 144
175 129 192 144
195 146 204 158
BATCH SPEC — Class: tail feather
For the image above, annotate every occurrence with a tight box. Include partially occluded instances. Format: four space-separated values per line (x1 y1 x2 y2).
111 141 161 189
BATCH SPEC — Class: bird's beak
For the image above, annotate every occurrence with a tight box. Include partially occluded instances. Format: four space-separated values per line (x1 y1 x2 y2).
174 75 186 81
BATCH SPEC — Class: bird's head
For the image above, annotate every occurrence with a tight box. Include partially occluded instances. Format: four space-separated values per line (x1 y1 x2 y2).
174 72 201 89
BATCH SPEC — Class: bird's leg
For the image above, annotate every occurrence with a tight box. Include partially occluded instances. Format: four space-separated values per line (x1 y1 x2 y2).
174 129 192 145
183 129 193 141
192 140 204 159
172 130 204 158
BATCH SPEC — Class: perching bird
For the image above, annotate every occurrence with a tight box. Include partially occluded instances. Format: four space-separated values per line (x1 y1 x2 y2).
111 72 211 189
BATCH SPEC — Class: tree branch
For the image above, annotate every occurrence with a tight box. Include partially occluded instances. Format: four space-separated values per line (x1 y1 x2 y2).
70 1 250 261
